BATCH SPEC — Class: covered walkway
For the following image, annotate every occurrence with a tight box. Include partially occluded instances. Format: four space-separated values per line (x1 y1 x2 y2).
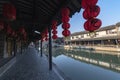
0 47 61 80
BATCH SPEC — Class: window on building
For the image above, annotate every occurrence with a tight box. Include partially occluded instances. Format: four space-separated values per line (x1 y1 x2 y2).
81 34 84 38
87 33 89 36
106 30 109 34
72 37 74 39
106 30 113 34
119 26 120 31
76 36 79 39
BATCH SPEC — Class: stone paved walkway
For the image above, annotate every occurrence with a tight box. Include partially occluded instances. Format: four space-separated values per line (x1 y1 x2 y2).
0 47 61 80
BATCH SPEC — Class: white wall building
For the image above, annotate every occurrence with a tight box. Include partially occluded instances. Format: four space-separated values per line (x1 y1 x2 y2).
65 22 120 46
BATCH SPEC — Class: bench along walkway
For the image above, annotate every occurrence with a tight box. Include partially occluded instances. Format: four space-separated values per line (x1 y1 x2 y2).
0 47 61 80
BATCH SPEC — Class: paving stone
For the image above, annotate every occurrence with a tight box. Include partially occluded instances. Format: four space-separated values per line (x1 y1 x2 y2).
0 47 61 80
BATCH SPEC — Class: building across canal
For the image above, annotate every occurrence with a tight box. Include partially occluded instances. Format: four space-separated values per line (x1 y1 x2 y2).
64 22 120 52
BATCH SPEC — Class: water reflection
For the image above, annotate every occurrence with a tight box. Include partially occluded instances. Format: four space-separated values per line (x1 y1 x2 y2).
53 48 120 80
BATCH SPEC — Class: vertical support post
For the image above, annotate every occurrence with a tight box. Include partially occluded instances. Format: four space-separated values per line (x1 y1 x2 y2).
41 40 42 57
21 40 22 54
13 38 16 56
48 26 52 70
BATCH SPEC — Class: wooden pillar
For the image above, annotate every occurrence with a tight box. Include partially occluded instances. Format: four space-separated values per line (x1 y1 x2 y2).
41 40 42 57
13 38 16 56
48 26 52 70
21 40 22 54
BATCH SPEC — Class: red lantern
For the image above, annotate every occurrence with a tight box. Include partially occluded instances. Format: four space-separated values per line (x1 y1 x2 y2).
45 37 48 41
84 18 102 31
7 25 12 35
52 20 57 26
44 33 48 40
62 16 70 23
61 7 70 17
90 18 102 30
0 21 4 30
81 0 88 9
87 0 98 7
3 3 16 20
41 32 45 39
84 21 89 31
44 30 48 41
81 0 98 9
14 33 17 37
23 32 27 37
62 23 70 29
19 27 25 35
61 7 71 37
12 30 15 37
44 28 48 33
52 30 57 34
52 25 57 29
52 34 58 39
52 20 58 40
62 29 71 37
84 20 95 31
83 5 100 19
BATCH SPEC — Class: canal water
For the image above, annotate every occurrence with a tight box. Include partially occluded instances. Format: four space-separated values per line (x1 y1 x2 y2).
52 48 120 80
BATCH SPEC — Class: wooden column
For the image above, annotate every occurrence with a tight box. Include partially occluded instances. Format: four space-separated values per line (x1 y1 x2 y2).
48 26 52 70
13 38 16 56
41 40 42 57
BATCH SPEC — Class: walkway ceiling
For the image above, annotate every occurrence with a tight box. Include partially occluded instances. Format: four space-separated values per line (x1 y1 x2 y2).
0 0 82 41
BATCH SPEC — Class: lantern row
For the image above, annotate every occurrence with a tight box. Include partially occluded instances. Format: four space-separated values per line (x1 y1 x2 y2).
0 3 27 41
82 0 102 32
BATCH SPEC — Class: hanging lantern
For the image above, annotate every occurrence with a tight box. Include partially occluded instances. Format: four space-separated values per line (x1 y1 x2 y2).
52 20 57 29
61 7 71 37
84 18 102 31
62 29 71 37
87 0 98 7
45 33 48 41
81 0 88 9
52 20 57 26
83 5 100 19
0 21 4 30
90 18 102 30
52 25 57 29
41 32 45 41
82 0 101 32
45 33 48 38
41 37 44 42
19 27 25 35
14 33 17 37
61 7 70 17
44 28 48 33
45 37 48 41
6 25 12 35
62 23 70 29
3 3 16 20
43 28 48 41
81 0 98 9
52 34 58 40
83 10 91 20
84 20 95 31
84 21 89 31
62 16 70 23
11 30 15 37
52 30 57 34
52 20 58 40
